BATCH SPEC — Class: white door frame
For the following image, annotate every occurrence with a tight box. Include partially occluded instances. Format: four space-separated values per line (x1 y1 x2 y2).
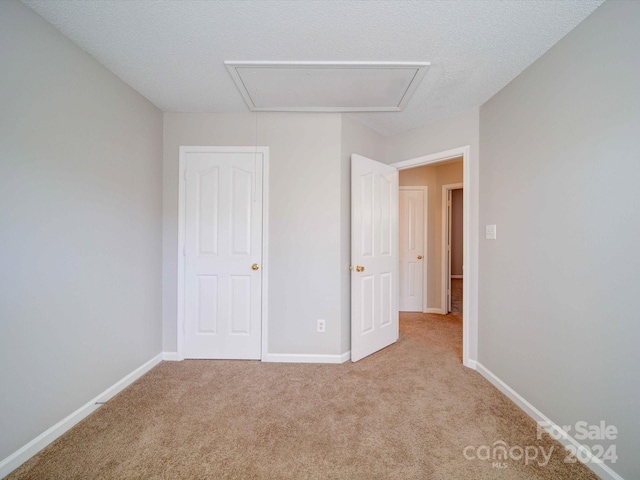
177 146 269 361
391 146 476 368
399 186 428 313
442 183 463 314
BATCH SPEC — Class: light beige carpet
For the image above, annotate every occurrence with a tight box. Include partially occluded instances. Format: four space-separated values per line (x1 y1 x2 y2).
7 314 597 479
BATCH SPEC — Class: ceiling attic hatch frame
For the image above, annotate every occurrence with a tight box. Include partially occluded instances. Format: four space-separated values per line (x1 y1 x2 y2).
224 61 430 112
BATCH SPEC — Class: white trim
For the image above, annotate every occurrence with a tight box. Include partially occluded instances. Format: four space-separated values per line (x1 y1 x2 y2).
465 359 477 370
391 145 476 369
177 146 269 361
399 186 428 313
392 147 467 170
441 183 463 314
177 149 186 361
475 363 624 480
95 355 162 401
162 352 180 361
263 353 349 364
451 275 463 279
425 307 446 314
0 353 162 479
260 151 270 361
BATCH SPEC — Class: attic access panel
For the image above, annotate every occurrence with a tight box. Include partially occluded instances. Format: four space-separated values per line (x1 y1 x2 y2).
225 61 430 112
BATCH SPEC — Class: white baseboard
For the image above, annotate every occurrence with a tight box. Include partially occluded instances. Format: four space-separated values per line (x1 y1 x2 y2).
475 362 624 480
263 352 349 364
425 307 446 314
162 351 180 361
0 353 163 479
464 359 477 370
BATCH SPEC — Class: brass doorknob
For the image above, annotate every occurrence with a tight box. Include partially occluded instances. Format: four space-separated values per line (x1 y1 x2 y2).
252 264 259 271
417 255 423 260
355 265 365 272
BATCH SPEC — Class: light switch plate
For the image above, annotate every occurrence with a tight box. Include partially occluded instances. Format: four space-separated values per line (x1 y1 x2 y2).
486 224 497 240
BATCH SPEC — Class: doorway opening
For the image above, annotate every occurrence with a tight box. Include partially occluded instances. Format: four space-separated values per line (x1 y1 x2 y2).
398 158 462 315
391 146 475 367
443 184 463 314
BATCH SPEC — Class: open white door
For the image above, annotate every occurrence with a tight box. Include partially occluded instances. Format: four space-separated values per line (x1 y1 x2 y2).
351 154 399 362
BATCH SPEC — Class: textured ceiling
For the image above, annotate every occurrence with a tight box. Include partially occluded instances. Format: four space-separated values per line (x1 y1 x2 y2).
23 0 604 136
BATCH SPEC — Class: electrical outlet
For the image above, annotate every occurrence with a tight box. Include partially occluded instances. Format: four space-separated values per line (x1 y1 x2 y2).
317 319 326 333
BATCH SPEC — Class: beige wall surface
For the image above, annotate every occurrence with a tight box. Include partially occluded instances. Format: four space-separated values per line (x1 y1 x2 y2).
163 113 344 356
399 160 462 309
0 0 163 461
479 1 640 478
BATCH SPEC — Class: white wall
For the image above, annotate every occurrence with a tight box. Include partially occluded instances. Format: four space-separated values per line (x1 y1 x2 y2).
340 116 386 353
479 1 640 478
163 113 345 357
386 108 479 360
0 0 163 462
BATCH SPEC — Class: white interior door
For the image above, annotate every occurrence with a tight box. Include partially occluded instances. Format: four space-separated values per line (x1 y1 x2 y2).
351 154 399 362
182 148 263 359
399 187 426 312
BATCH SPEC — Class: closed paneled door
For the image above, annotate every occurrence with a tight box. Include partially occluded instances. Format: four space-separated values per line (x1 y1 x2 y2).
182 149 263 359
399 187 426 312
